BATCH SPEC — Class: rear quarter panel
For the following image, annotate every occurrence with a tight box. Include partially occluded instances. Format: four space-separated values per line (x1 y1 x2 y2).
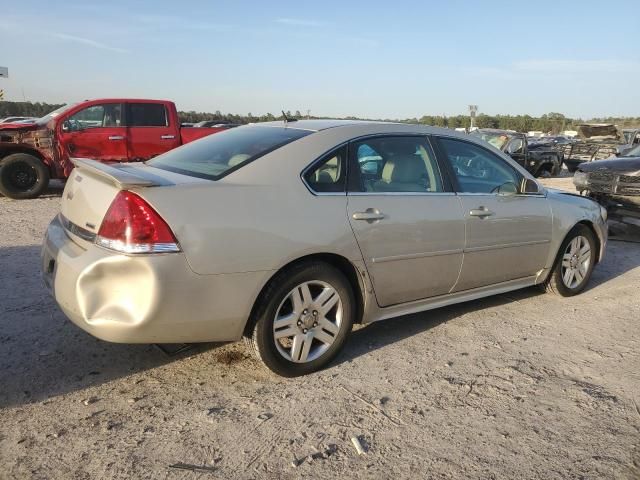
137 129 367 276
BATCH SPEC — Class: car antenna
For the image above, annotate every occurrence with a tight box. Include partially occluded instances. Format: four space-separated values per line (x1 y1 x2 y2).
282 110 297 124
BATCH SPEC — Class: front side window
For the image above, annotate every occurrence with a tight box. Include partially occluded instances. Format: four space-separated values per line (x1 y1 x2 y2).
66 104 122 131
148 126 311 180
438 137 521 194
350 136 444 193
128 103 168 127
304 146 347 193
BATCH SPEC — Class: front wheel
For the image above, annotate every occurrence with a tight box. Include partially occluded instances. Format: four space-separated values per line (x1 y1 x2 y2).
244 262 355 377
543 225 596 296
0 153 50 199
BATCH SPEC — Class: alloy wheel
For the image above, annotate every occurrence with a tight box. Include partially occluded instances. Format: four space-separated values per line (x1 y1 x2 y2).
561 235 591 289
272 280 343 363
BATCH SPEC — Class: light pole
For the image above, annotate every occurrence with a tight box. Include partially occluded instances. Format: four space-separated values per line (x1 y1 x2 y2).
468 104 478 129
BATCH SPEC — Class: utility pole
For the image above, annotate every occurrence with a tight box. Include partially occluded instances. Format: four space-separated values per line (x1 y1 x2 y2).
306 109 310 120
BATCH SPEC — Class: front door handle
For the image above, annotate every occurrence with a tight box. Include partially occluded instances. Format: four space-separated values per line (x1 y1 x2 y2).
161 135 176 139
352 208 386 223
469 206 495 218
108 135 125 140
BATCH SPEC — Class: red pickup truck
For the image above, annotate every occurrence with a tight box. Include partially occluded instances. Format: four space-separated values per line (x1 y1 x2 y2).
0 99 224 199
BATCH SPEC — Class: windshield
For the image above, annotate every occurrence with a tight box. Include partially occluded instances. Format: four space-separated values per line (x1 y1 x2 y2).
36 103 78 125
622 144 640 157
469 130 511 150
148 125 312 180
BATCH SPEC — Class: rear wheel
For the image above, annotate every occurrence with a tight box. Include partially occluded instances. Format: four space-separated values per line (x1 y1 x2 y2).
244 262 354 377
0 153 50 199
543 225 596 296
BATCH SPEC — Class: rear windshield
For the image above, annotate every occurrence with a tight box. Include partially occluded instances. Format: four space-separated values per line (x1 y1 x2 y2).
148 125 312 180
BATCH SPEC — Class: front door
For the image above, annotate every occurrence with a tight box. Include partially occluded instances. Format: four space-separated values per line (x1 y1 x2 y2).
435 136 552 292
126 102 180 160
346 136 465 307
58 103 127 161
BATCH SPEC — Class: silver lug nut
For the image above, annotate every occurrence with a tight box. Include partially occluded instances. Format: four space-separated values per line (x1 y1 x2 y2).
313 322 318 327
303 309 308 314
312 310 318 316
303 328 308 334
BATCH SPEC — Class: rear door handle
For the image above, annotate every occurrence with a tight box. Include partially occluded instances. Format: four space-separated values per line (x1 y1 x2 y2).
352 208 386 223
161 135 176 139
108 135 125 140
469 206 495 218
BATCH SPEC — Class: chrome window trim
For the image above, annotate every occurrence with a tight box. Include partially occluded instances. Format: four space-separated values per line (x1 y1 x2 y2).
348 191 456 197
455 192 547 198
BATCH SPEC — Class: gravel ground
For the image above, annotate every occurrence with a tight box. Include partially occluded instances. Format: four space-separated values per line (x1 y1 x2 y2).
1 179 639 479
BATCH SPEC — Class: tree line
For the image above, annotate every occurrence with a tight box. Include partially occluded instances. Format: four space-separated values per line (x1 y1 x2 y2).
2 101 639 133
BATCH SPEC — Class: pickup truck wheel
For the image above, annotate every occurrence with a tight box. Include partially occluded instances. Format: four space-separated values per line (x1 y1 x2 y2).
0 153 50 199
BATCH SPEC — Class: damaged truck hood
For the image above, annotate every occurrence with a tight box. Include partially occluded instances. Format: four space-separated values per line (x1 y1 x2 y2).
579 157 640 175
576 124 622 141
0 122 40 132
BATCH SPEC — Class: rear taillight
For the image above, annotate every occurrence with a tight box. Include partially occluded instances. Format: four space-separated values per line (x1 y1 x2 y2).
96 191 180 254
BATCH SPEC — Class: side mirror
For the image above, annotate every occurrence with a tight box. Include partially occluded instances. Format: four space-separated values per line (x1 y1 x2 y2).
521 177 540 194
61 120 71 132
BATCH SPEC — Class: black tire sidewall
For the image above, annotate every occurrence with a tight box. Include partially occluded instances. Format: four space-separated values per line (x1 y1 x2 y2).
0 154 50 199
253 263 354 377
552 225 597 296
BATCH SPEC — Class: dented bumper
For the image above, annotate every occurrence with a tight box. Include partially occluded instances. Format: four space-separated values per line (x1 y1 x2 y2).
41 215 272 343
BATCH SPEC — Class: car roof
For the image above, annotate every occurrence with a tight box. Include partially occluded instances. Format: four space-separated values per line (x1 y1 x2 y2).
249 119 469 138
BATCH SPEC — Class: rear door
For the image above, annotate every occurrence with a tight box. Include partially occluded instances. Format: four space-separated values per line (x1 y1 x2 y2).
345 135 465 307
434 136 552 292
126 102 180 160
58 103 127 161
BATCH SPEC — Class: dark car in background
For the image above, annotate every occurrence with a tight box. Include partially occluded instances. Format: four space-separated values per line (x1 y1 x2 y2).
574 144 640 226
563 124 640 172
470 129 562 177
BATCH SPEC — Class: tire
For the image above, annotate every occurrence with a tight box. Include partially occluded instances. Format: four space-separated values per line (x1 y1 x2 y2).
0 153 50 199
543 225 597 297
244 261 355 377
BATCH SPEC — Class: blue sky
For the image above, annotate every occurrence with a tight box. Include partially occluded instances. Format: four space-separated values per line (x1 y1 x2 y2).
1 0 639 119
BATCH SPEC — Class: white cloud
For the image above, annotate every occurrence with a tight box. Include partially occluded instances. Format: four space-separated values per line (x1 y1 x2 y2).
52 33 129 54
513 59 640 73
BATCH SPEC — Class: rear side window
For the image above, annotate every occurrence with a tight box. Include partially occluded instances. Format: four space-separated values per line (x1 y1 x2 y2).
304 146 347 193
148 126 311 180
128 103 167 127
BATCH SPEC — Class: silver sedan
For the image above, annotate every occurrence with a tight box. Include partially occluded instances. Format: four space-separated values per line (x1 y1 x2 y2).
42 120 607 376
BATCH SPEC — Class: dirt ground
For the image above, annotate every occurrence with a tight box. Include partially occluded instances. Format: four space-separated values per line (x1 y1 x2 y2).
1 179 639 479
